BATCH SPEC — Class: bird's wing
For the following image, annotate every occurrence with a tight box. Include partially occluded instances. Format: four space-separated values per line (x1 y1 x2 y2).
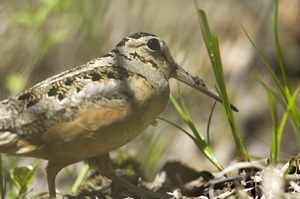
0 62 151 155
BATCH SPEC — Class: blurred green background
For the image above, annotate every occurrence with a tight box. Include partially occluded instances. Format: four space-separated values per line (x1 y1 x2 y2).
0 0 299 196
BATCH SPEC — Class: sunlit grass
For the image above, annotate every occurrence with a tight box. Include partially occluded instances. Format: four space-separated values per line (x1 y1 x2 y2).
166 0 299 175
194 3 249 162
159 87 224 171
242 0 299 164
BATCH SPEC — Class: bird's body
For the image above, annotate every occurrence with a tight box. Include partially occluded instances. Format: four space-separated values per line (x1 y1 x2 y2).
0 32 237 198
0 60 169 162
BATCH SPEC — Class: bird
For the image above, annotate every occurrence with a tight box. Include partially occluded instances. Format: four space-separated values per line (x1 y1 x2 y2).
0 32 238 198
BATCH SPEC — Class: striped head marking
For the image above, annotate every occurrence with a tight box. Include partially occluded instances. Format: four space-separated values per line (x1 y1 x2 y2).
110 32 176 80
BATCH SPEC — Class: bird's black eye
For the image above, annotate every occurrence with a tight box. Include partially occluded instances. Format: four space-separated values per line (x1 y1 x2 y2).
146 38 160 51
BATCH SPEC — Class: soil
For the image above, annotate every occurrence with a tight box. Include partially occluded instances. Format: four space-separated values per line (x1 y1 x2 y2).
62 152 300 199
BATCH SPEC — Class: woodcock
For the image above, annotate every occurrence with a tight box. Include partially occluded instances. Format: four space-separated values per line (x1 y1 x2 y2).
0 32 238 198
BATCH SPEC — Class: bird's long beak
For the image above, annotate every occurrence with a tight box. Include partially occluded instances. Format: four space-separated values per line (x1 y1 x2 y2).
170 64 239 112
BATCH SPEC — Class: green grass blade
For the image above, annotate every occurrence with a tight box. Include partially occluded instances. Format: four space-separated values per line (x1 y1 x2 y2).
17 160 41 195
290 114 300 149
273 0 300 125
242 26 285 98
277 103 290 151
266 90 279 164
195 7 249 161
169 94 189 122
274 0 288 89
287 87 300 148
69 164 90 194
207 101 217 146
254 72 285 106
170 95 204 142
243 24 299 125
176 85 205 142
158 117 197 143
285 86 300 125
64 167 73 190
169 95 223 171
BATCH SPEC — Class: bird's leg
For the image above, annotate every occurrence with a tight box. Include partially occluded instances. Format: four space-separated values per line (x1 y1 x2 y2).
46 161 71 198
85 154 164 199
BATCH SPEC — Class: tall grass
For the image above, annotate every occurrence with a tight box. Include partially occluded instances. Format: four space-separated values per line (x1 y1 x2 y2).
167 0 299 174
